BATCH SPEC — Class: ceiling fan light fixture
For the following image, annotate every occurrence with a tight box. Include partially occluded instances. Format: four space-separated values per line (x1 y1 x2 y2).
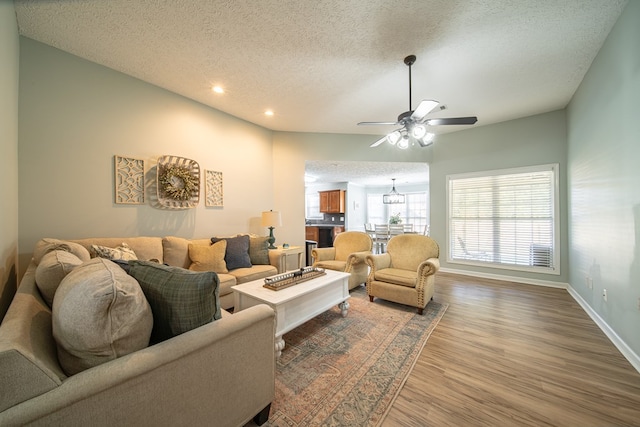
386 130 401 145
383 178 405 204
397 135 410 149
411 124 427 139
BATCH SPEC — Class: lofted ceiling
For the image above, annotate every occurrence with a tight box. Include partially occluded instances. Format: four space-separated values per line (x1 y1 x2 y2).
13 0 627 185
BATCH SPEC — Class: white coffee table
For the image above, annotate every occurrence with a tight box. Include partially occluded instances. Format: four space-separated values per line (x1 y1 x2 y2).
232 269 350 357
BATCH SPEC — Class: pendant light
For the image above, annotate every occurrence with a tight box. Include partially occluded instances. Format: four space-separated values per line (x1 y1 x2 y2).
383 179 405 204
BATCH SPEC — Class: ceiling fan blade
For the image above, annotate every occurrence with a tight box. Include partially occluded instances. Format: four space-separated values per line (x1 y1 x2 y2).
425 116 478 126
358 121 398 126
369 135 388 147
410 100 439 121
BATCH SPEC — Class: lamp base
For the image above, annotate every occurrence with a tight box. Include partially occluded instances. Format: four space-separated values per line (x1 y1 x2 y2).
267 227 276 249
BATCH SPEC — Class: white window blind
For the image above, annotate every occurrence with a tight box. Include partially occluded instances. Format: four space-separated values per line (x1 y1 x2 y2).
448 164 558 273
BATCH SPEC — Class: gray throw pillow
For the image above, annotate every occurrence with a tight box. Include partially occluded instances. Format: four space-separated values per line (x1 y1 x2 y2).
52 258 153 376
127 260 221 344
210 235 252 270
248 236 270 265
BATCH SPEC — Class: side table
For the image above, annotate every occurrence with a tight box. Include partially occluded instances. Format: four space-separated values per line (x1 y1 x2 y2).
270 245 304 273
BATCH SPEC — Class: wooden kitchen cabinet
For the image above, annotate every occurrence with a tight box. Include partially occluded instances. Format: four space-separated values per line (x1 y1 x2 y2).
305 226 319 242
318 190 346 213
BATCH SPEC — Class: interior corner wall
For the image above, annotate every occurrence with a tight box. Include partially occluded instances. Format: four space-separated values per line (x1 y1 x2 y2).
272 131 431 248
567 1 640 359
429 110 569 284
0 2 20 321
18 37 274 279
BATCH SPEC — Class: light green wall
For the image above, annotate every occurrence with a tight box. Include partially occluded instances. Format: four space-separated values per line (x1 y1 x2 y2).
567 1 640 358
18 38 275 277
0 1 20 321
431 110 569 284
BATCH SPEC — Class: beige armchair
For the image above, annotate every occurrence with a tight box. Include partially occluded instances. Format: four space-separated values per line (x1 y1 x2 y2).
366 234 440 314
312 231 373 290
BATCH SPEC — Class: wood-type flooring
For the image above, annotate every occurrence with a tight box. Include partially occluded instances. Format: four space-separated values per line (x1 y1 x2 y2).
382 272 640 427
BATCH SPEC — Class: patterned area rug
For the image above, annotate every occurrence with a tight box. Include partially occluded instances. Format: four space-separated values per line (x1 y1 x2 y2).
267 286 447 426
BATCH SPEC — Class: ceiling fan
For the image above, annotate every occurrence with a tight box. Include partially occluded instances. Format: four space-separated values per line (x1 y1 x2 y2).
358 55 478 149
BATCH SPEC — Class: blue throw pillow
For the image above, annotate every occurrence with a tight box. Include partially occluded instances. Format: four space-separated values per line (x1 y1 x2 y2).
210 235 252 270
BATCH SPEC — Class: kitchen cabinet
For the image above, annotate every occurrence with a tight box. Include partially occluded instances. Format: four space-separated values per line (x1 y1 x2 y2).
319 190 346 213
305 226 319 242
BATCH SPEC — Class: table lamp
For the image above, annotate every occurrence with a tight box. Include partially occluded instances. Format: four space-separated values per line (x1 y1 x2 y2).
261 210 282 249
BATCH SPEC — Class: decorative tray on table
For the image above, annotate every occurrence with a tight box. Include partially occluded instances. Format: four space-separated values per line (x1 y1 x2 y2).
263 267 326 291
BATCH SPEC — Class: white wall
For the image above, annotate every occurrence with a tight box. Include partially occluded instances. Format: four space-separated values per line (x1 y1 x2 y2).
0 1 20 321
567 1 640 361
18 38 275 277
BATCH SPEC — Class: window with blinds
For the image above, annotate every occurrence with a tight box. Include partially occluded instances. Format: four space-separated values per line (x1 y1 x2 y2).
447 164 559 274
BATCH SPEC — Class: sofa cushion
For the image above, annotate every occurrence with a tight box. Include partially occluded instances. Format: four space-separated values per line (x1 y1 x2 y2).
127 260 221 344
162 236 210 268
248 235 270 265
188 240 228 274
71 237 164 263
35 250 83 307
33 238 91 265
90 242 138 261
211 235 252 270
229 264 278 285
52 258 153 376
216 273 237 299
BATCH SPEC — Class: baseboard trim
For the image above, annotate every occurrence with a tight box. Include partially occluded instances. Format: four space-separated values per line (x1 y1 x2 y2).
439 267 568 289
439 267 640 374
566 284 640 374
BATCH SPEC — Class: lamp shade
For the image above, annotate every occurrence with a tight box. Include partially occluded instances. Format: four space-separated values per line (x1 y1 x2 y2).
261 210 282 227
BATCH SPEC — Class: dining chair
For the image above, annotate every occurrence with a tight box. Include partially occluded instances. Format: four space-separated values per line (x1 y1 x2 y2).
403 224 414 233
374 224 389 253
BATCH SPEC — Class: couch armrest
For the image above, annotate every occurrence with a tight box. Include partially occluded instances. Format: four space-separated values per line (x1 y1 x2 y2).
311 247 335 263
0 305 276 427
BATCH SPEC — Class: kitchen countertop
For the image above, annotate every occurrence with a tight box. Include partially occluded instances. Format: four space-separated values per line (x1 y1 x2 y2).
306 223 345 227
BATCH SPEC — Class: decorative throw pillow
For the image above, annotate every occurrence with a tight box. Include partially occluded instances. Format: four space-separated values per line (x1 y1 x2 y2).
52 258 153 376
127 260 221 344
90 242 138 261
35 250 83 307
188 240 228 273
33 238 91 265
210 235 252 270
248 236 270 265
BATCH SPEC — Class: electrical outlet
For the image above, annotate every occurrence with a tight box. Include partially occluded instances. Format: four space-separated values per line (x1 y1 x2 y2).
602 289 608 302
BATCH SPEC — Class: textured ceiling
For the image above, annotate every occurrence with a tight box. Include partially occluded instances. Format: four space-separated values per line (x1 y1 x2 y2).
13 0 627 184
305 160 429 187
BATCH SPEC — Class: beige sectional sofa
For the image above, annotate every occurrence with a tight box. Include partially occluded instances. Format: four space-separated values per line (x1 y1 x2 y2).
0 235 280 426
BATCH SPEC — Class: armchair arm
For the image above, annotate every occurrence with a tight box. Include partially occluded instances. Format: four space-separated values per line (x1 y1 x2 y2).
311 247 336 264
365 253 391 273
346 251 372 266
418 257 440 277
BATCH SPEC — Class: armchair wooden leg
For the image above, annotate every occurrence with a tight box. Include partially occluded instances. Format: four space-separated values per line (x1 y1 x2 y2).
369 296 374 302
417 307 423 315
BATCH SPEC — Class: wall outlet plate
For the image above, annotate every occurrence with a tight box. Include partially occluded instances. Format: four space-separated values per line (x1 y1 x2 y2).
602 289 608 302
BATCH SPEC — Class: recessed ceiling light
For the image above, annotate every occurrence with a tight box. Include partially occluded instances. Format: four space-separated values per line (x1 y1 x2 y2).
265 110 274 116
212 85 224 94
